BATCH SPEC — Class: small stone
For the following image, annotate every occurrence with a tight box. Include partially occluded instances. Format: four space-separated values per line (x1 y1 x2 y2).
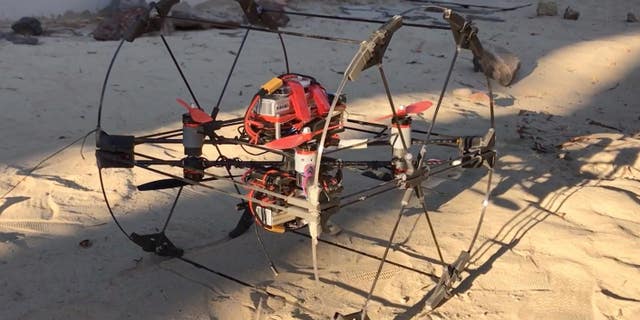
79 239 93 248
236 0 290 29
476 44 521 86
557 152 573 161
94 7 139 41
11 17 43 36
563 6 580 20
453 88 473 98
4 33 39 45
627 12 638 23
93 7 153 41
170 2 220 30
536 1 558 16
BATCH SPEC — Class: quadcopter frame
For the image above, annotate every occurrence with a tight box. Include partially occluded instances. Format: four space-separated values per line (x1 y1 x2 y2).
95 1 506 318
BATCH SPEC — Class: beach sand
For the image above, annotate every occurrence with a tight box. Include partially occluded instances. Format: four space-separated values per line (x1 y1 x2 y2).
1 0 639 319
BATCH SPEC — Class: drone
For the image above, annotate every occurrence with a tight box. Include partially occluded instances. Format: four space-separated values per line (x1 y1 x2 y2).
94 1 518 318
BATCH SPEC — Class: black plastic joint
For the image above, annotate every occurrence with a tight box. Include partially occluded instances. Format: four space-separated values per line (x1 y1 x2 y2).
96 131 135 168
130 232 184 258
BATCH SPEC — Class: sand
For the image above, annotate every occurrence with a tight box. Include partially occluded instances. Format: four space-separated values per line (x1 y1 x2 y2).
1 0 639 319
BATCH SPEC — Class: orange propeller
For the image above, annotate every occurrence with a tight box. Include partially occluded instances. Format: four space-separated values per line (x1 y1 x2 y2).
264 132 314 150
374 100 433 121
264 124 342 150
176 98 213 123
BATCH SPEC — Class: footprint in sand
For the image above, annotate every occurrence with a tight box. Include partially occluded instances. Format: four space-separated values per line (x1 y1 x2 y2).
44 192 60 220
0 219 81 235
0 184 83 234
341 267 401 283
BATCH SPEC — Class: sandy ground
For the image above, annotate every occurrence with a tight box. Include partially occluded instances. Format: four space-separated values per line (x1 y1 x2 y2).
1 0 639 319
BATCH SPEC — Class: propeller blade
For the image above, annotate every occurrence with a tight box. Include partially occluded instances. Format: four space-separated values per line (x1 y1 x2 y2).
405 100 433 114
137 179 189 191
176 98 191 110
264 133 312 150
373 100 433 121
176 98 213 123
264 122 343 150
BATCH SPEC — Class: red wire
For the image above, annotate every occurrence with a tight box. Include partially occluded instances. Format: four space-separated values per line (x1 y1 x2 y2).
243 94 261 143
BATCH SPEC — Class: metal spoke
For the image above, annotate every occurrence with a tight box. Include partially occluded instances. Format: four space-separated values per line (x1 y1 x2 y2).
486 75 496 128
277 32 290 73
97 39 125 127
324 137 389 154
378 64 409 151
468 168 494 252
162 186 183 233
213 29 250 116
160 34 202 109
424 46 460 141
136 128 183 139
361 189 412 319
211 140 280 276
419 194 445 265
